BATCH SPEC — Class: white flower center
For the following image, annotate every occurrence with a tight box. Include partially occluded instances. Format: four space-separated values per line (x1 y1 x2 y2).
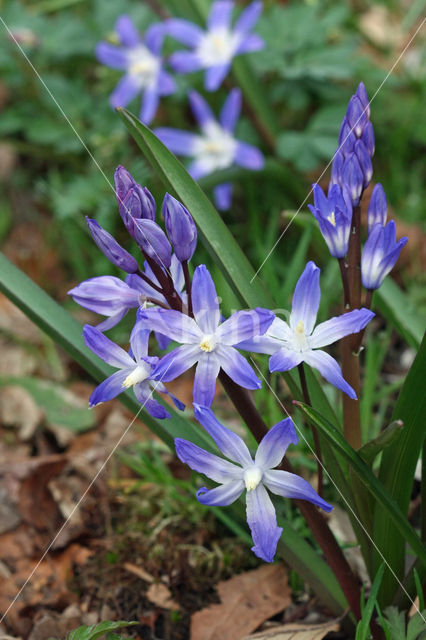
122 363 151 388
327 211 336 227
293 320 309 352
127 46 159 87
196 28 239 66
199 334 216 353
194 122 237 173
244 467 263 491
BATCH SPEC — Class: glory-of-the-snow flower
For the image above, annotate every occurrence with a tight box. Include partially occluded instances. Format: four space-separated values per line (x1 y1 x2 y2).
176 404 332 562
308 183 353 259
155 89 264 210
165 0 264 91
237 261 374 398
96 15 176 124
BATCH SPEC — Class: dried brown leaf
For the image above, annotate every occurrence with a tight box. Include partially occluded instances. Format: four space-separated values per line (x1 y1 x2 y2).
244 619 340 639
146 583 180 610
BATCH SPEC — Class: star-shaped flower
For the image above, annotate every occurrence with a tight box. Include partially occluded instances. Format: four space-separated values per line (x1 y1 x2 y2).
176 404 332 562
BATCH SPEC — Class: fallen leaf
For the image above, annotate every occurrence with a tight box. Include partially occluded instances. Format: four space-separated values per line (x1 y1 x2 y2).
123 561 155 583
146 583 180 610
190 564 291 640
0 385 43 440
243 619 340 639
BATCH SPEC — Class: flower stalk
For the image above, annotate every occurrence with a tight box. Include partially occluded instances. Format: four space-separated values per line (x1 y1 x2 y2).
298 362 323 495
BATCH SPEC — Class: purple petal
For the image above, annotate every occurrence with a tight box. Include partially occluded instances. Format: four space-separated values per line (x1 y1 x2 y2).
193 404 253 466
290 261 321 335
235 34 264 54
157 70 176 96
220 88 242 131
263 470 333 512
110 74 141 108
152 344 200 382
164 18 203 47
86 218 138 274
154 128 200 156
96 309 128 332
115 15 139 47
155 331 171 351
155 383 185 411
269 347 303 373
255 419 298 470
303 349 356 399
193 353 221 406
145 23 165 55
207 1 234 30
234 1 263 34
89 369 131 407
175 438 242 483
197 480 245 506
205 63 230 91
246 484 282 563
83 325 134 369
310 309 375 349
213 183 233 210
169 51 203 73
68 276 139 316
133 218 172 268
367 183 387 233
187 159 211 180
95 42 128 69
140 88 159 125
216 308 275 345
188 90 215 129
139 307 201 343
234 142 264 170
129 322 150 360
192 265 221 334
134 381 171 419
216 345 261 390
236 334 282 356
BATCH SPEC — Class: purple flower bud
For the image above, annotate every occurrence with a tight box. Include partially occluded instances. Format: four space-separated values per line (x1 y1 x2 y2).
367 184 387 233
86 217 138 273
114 165 134 204
356 82 370 119
342 153 364 205
133 218 172 268
361 121 375 157
120 185 157 235
338 118 356 157
330 150 344 188
162 193 197 262
346 95 368 138
308 183 352 258
361 221 408 290
355 139 373 189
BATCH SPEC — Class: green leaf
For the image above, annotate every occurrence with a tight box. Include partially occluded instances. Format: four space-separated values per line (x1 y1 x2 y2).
294 401 426 572
355 564 385 640
373 333 426 605
68 621 138 640
358 421 403 467
375 278 425 350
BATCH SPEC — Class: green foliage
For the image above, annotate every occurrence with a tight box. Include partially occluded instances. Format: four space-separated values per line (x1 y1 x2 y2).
67 620 138 640
380 607 426 640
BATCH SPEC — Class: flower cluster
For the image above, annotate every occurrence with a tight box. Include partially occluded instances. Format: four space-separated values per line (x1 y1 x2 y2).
96 2 265 209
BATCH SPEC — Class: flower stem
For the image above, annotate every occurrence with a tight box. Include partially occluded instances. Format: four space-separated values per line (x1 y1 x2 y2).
352 289 374 354
182 260 193 317
298 363 323 496
135 268 164 295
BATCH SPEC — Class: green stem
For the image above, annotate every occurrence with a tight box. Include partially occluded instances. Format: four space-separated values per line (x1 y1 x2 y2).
298 363 323 495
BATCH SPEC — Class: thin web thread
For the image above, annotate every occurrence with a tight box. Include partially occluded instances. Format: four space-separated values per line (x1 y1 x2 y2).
250 357 425 621
0 15 170 272
250 17 426 282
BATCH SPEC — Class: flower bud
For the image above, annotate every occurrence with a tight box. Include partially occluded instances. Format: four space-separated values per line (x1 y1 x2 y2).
133 218 172 268
346 95 368 138
114 165 134 204
338 118 356 157
162 193 197 262
356 82 370 119
367 184 387 233
342 153 364 205
361 121 375 157
354 139 373 189
330 150 344 188
361 221 408 290
86 217 138 273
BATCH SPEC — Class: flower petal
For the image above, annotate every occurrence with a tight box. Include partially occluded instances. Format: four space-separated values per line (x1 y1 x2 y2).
246 484 282 562
175 438 242 483
216 308 275 345
157 70 176 96
234 1 263 34
234 141 264 170
193 404 253 467
133 381 170 419
95 42 128 69
96 309 128 332
110 74 141 108
188 90 215 129
216 345 261 390
303 349 356 399
236 334 282 356
89 369 131 407
193 353 221 406
152 344 200 382
145 23 165 55
213 183 233 210
164 18 203 47
205 63 230 91
269 347 303 373
170 51 203 73
263 470 333 512
140 87 159 125
129 321 150 360
187 159 211 180
235 34 264 54
154 128 200 156
68 276 139 316
192 265 221 334
115 15 139 47
290 261 321 335
83 325 134 369
219 88 242 131
155 383 185 411
310 308 375 349
207 1 234 30
255 419 298 470
139 307 202 343
197 480 245 506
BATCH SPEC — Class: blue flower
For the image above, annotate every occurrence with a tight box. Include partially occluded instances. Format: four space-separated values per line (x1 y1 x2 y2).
165 1 264 91
367 183 387 234
96 15 176 124
83 322 184 418
139 265 274 406
361 221 408 291
237 262 375 399
155 89 264 210
176 404 332 562
308 183 352 258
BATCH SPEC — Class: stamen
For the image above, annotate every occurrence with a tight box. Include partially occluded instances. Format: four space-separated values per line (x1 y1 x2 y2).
244 467 262 491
